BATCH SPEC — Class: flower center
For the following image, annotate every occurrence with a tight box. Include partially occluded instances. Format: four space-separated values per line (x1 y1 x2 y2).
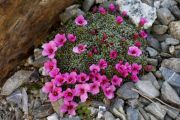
68 92 72 96
53 91 58 96
80 88 85 94
67 105 73 110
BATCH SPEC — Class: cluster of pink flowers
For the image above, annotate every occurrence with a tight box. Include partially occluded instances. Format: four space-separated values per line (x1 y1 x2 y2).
41 4 149 116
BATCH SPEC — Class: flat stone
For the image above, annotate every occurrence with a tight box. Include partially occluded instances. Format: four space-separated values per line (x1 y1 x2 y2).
165 38 180 46
83 0 95 12
157 8 175 25
1 70 32 96
161 58 180 73
160 67 180 88
166 107 179 119
6 89 22 106
116 82 139 100
161 82 180 106
153 25 168 35
103 111 116 120
141 72 160 90
117 0 157 29
146 47 158 57
147 36 160 51
160 0 177 8
169 21 180 40
145 102 166 120
169 5 180 19
126 107 139 120
135 80 160 98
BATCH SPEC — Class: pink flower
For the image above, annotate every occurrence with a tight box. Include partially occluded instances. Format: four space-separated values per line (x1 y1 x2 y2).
89 64 100 73
131 75 139 82
122 11 127 17
100 75 110 88
66 72 77 84
77 73 89 83
133 33 139 40
44 59 57 73
103 85 116 99
139 30 148 39
75 15 87 26
42 81 54 93
73 44 87 54
42 41 57 59
63 88 75 101
48 87 62 102
115 63 129 78
116 16 123 24
128 46 142 57
89 81 100 95
111 75 122 87
134 41 141 48
110 50 118 59
67 34 76 42
49 68 60 78
108 3 116 12
90 72 101 83
98 6 107 15
54 74 66 86
98 59 108 69
131 63 142 75
54 34 67 47
75 84 90 102
60 101 78 116
139 18 147 26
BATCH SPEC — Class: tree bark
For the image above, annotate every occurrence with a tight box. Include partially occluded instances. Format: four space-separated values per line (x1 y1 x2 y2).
0 0 74 85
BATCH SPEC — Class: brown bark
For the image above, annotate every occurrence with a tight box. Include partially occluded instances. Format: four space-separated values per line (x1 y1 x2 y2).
0 0 74 85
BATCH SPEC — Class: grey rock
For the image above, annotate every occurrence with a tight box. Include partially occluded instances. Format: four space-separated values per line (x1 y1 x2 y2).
165 38 180 46
60 116 81 120
138 97 151 106
141 72 160 89
127 99 139 108
160 52 172 58
153 34 172 42
103 111 116 120
154 70 163 79
29 69 40 82
126 107 139 120
147 36 161 51
164 115 173 120
160 0 177 8
147 113 158 120
141 0 154 6
169 46 175 54
175 0 180 3
161 58 180 73
47 113 59 120
169 21 180 40
161 42 169 52
89 107 98 116
169 5 180 19
145 102 166 120
110 98 126 120
116 82 139 100
96 0 107 4
51 99 64 117
160 67 180 88
175 50 180 58
166 107 179 119
139 107 150 120
117 0 157 29
91 101 106 108
146 47 158 57
135 80 160 98
33 98 41 109
161 82 180 106
153 25 168 35
147 58 158 66
1 70 32 96
157 8 175 25
33 103 54 119
83 0 95 12
6 89 22 106
39 89 48 103
22 88 28 115
175 45 180 50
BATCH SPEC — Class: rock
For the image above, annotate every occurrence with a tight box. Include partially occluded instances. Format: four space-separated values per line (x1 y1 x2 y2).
154 1 161 9
146 47 158 57
161 58 180 73
154 70 163 79
160 52 171 58
141 0 154 6
116 82 139 100
51 99 64 117
169 6 180 19
165 38 180 46
116 0 157 29
0 0 74 84
175 0 180 3
169 21 180 40
141 72 160 90
103 111 116 120
47 113 59 120
61 116 81 120
59 4 85 23
147 113 158 120
145 102 166 120
147 36 161 51
157 8 175 25
89 107 98 116
139 107 150 120
1 70 32 95
91 101 106 108
169 46 175 54
153 25 168 35
22 88 28 115
39 89 48 103
29 69 40 82
96 0 107 4
6 89 22 106
161 82 180 106
126 107 139 120
175 50 180 58
33 103 54 119
135 80 160 98
147 58 158 66
164 115 173 120
127 99 139 108
160 0 177 8
161 42 169 53
166 107 179 119
110 98 126 120
83 0 95 12
160 67 180 88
